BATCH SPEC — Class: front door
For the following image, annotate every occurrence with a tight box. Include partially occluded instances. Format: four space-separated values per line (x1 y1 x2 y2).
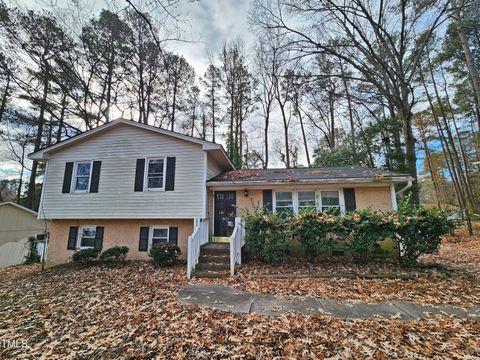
214 191 237 237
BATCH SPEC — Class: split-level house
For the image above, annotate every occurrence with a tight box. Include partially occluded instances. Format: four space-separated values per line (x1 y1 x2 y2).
29 119 413 277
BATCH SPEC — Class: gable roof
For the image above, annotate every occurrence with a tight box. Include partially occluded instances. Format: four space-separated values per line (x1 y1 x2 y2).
28 119 235 169
0 202 38 216
207 166 413 186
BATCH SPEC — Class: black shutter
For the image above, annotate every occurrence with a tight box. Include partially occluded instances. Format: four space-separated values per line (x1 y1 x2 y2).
67 226 78 250
165 157 176 191
169 227 178 246
344 188 357 212
94 226 104 250
90 161 102 193
134 159 145 192
62 162 74 193
263 190 273 213
139 227 149 251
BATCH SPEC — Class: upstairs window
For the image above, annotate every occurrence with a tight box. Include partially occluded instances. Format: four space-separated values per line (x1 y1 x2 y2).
78 226 96 249
275 191 294 213
146 158 165 190
73 162 92 192
320 191 340 213
298 191 317 211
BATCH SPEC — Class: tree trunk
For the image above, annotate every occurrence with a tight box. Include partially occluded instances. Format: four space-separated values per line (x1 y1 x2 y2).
296 101 310 166
0 73 10 123
57 93 67 143
27 70 49 210
278 101 290 168
427 56 477 212
453 0 480 131
399 82 419 202
264 111 269 169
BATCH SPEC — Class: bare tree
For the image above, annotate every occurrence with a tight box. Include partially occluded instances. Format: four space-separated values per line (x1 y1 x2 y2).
251 0 453 200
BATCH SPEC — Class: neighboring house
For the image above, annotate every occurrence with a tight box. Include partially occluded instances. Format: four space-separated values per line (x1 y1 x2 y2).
0 202 48 268
28 119 413 277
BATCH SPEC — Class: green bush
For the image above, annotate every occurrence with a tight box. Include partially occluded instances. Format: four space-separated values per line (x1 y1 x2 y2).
343 209 395 263
24 236 41 264
395 197 457 265
99 246 129 264
243 207 289 263
149 242 181 267
72 248 101 263
292 208 344 262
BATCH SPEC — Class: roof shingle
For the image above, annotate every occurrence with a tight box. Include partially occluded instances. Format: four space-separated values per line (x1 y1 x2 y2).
208 166 410 183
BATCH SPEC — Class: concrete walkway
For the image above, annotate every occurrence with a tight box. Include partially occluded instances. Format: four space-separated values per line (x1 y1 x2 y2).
178 284 480 320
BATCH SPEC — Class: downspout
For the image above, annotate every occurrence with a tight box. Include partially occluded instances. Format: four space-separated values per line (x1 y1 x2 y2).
394 180 413 260
395 180 413 197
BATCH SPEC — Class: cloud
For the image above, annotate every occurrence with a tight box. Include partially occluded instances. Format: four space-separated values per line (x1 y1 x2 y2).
170 0 254 75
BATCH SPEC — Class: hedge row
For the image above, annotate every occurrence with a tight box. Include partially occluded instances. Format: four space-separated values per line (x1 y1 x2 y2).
72 242 181 267
243 198 457 266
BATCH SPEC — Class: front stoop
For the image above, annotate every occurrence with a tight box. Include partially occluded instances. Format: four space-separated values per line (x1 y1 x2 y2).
192 243 230 278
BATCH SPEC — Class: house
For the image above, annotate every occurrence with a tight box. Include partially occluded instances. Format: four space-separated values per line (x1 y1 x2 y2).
0 202 48 268
28 119 413 277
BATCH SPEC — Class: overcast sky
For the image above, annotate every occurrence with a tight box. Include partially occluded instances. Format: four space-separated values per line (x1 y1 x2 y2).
0 0 274 180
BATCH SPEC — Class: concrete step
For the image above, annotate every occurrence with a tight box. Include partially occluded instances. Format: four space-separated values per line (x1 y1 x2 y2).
201 242 230 250
200 247 230 256
195 263 230 272
192 269 230 278
198 254 230 264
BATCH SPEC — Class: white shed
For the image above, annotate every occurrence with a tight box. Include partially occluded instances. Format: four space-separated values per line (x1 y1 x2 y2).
0 202 48 268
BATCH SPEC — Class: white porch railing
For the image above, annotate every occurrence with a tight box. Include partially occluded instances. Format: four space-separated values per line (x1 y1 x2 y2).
229 217 245 276
187 218 209 279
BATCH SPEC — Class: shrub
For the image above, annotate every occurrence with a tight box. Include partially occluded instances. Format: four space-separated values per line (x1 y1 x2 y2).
149 242 181 267
99 246 129 264
292 208 344 262
24 236 41 264
343 209 395 263
395 196 457 266
243 206 289 263
72 248 101 263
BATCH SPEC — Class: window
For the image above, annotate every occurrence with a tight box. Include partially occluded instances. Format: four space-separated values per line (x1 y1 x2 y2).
298 191 316 211
150 227 169 250
73 162 92 192
78 226 96 249
321 191 340 213
146 158 165 189
275 192 294 213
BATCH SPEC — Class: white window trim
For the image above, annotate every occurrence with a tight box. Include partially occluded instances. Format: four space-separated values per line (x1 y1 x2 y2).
148 225 170 251
318 189 344 214
71 160 93 193
77 225 96 250
144 157 167 191
273 189 345 215
297 190 317 211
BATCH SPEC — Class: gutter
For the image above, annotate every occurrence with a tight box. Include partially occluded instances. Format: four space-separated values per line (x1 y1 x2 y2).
207 177 415 187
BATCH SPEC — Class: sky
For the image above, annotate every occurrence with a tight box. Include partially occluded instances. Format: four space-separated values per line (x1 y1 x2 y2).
1 0 428 183
1 0 263 181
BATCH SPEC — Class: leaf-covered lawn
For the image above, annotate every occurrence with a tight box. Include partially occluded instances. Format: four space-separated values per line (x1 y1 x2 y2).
0 229 479 358
201 225 480 307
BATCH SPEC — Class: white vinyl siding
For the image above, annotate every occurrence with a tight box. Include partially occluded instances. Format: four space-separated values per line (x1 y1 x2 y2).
40 125 206 219
207 156 224 180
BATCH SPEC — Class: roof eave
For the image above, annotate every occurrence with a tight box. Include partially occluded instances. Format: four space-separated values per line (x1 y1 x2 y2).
207 176 414 187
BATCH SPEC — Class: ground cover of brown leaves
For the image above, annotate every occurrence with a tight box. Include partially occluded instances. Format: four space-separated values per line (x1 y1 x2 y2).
0 227 479 359
202 225 480 308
